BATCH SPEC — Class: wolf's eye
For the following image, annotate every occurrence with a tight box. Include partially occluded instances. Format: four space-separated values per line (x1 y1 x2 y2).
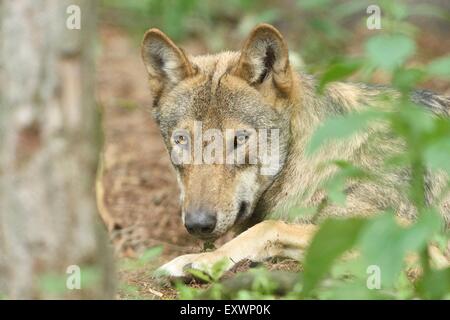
173 132 189 146
234 132 250 149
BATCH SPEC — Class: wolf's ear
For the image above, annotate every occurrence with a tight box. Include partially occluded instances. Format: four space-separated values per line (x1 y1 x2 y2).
141 29 195 90
234 24 292 95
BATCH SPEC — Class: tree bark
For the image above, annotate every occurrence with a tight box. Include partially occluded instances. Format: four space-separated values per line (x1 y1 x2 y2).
0 0 114 299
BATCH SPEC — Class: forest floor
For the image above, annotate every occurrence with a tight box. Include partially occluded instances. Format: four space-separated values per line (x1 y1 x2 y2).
95 25 450 299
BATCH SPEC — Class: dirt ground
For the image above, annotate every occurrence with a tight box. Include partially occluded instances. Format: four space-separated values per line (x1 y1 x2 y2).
95 25 450 299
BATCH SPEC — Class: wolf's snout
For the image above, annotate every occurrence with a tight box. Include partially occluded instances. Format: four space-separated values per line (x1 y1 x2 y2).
184 210 217 236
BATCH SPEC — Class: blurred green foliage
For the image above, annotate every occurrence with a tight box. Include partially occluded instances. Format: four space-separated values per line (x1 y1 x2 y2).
118 246 163 299
38 265 102 298
101 0 280 50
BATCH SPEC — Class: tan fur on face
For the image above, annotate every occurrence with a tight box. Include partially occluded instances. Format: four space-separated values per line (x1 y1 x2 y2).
140 25 295 238
173 117 275 238
179 164 260 237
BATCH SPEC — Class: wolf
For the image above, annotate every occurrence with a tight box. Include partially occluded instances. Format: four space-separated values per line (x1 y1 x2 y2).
140 24 450 277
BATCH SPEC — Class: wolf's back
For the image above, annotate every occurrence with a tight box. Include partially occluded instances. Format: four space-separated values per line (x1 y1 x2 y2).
412 89 450 116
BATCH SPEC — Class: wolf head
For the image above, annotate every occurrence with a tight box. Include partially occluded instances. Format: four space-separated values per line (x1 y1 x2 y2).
141 24 296 239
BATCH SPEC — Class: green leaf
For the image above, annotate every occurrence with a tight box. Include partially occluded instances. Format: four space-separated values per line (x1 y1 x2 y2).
393 68 425 91
186 258 230 283
359 211 440 287
427 55 450 78
210 258 231 282
38 273 67 295
318 60 362 92
307 111 381 154
186 268 213 283
302 218 367 295
176 281 201 299
249 268 280 294
425 138 450 173
323 161 370 205
120 246 163 271
388 102 435 141
365 34 416 71
359 214 406 287
79 266 101 290
417 268 450 299
140 246 163 262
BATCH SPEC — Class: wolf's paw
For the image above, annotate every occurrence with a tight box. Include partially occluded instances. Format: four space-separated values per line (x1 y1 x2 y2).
156 251 233 278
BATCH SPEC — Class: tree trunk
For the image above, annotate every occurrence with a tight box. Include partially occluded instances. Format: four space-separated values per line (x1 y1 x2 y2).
0 0 114 299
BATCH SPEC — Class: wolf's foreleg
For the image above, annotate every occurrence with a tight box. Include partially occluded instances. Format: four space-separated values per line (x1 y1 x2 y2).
157 220 316 277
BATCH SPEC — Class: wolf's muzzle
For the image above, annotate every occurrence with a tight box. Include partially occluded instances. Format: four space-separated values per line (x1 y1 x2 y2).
184 209 217 237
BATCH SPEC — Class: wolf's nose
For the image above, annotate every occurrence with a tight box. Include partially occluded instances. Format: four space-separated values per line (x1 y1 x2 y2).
184 210 217 236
